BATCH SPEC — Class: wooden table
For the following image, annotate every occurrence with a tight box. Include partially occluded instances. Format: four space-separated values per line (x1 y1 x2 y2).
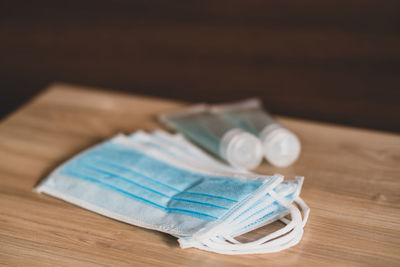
1 84 399 266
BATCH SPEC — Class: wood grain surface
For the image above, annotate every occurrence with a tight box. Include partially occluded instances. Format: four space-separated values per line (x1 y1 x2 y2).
0 83 399 266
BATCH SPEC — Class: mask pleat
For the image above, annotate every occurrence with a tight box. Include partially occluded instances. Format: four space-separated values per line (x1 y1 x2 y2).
36 132 309 255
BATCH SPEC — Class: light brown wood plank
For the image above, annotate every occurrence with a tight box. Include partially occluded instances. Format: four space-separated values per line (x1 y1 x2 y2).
0 83 399 266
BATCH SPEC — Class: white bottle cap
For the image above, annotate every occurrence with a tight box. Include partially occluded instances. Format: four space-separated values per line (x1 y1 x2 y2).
260 125 301 167
220 128 264 170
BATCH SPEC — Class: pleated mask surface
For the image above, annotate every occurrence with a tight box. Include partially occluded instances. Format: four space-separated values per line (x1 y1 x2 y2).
127 130 310 254
36 134 281 237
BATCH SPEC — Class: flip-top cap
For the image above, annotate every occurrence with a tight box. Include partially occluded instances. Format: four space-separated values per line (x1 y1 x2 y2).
220 129 263 170
260 127 301 167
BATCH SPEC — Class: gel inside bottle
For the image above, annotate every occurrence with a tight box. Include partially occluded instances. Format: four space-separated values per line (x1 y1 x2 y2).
159 105 263 170
211 99 301 168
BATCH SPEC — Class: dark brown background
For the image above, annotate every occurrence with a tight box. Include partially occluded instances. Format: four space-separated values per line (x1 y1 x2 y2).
1 0 399 132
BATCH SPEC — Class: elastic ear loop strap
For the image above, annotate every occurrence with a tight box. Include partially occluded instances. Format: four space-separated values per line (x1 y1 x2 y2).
190 205 303 254
192 197 310 253
180 197 310 254
226 180 303 238
294 197 310 227
224 190 297 244
230 195 310 248
192 187 309 253
199 205 301 250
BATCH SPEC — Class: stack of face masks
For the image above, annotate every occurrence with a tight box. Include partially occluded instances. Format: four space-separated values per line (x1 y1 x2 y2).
36 130 309 255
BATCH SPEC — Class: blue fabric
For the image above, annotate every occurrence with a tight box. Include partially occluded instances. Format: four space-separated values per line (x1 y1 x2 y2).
39 136 279 236
60 141 262 219
38 134 303 240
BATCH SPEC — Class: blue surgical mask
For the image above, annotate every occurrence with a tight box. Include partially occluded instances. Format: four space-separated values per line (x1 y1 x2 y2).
129 131 310 253
36 133 309 254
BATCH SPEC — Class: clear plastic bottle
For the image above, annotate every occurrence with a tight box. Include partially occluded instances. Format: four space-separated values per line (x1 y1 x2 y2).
211 99 301 168
159 105 263 170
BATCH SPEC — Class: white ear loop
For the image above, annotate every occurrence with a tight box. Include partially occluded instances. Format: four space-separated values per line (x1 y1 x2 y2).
188 205 304 254
227 183 297 238
197 205 301 248
147 138 310 255
193 175 284 241
185 190 310 254
227 179 303 238
294 197 310 227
